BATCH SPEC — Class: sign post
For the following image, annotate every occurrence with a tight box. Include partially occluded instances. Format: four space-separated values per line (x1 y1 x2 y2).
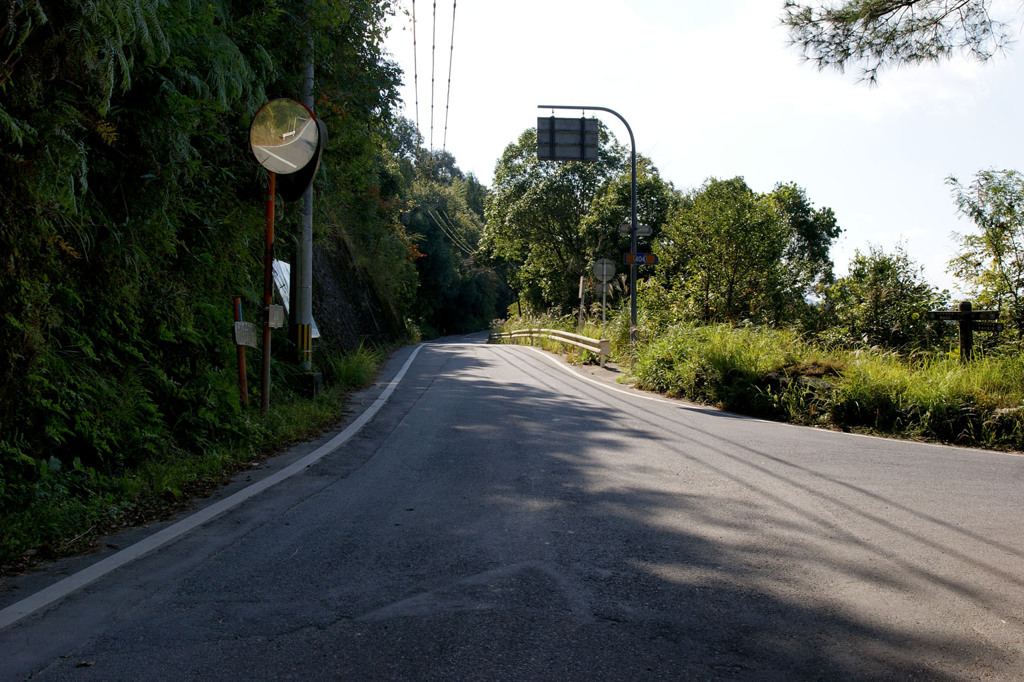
233 297 249 407
578 276 587 330
593 258 615 339
926 300 1002 362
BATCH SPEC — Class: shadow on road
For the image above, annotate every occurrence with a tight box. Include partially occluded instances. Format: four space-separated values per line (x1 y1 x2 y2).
7 341 1021 681
333 342 1020 680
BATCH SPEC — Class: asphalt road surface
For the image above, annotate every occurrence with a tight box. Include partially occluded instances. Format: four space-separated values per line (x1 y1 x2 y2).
2 335 1023 680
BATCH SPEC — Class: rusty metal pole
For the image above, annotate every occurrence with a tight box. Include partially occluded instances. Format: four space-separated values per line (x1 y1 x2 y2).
233 297 249 407
261 172 276 413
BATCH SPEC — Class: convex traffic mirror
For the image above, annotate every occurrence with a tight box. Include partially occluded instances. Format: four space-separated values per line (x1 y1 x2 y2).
249 99 319 174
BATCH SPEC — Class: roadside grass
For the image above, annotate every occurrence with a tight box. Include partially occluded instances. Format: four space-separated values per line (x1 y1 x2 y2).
0 345 384 570
492 314 1024 452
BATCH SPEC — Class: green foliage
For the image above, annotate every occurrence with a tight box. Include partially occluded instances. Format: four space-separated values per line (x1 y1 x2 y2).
632 323 805 411
0 345 384 564
948 169 1024 338
482 124 630 312
826 349 1024 446
395 143 509 337
626 320 1024 449
318 343 382 389
658 177 785 323
0 0 413 560
654 177 838 326
406 158 494 334
819 243 950 350
783 0 1013 82
769 182 841 324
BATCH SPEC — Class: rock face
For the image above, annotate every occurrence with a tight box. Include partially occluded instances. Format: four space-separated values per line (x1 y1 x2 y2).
312 241 404 354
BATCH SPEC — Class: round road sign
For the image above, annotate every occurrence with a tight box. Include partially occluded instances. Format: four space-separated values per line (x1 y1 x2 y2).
593 258 615 282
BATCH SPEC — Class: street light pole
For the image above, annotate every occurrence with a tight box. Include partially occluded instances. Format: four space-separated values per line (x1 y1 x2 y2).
537 104 637 347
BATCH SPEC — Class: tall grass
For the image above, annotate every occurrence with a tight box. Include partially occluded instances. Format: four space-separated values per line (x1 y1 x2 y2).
632 324 810 412
830 350 1024 447
634 325 1024 450
494 312 1024 451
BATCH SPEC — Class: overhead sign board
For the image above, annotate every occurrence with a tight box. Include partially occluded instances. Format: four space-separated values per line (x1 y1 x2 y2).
624 253 658 265
537 117 599 162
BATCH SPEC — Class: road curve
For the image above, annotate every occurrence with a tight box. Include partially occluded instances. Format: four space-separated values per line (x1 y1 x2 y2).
1 337 1023 680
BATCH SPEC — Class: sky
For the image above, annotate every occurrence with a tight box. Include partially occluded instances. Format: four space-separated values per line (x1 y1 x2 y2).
383 0 1024 294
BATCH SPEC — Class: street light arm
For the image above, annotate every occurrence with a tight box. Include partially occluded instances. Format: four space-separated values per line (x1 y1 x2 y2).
537 104 638 345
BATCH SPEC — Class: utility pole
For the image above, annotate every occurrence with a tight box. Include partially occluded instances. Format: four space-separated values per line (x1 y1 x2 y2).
296 36 315 376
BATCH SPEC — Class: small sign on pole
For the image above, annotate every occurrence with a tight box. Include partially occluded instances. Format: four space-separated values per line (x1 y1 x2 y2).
266 305 286 329
618 223 652 236
624 253 658 265
593 258 615 282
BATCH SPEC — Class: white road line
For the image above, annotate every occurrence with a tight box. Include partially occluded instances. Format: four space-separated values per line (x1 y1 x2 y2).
0 345 423 631
253 146 297 169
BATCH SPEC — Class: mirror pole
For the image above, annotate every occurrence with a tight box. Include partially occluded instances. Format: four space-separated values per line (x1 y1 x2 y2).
261 172 276 414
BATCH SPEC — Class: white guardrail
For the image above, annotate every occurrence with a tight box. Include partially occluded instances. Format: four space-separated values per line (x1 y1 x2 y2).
488 328 610 362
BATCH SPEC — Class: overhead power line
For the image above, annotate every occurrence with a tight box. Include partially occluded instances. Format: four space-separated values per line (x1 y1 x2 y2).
411 0 420 137
435 210 475 256
442 1 457 150
441 208 475 254
428 207 475 256
430 0 437 151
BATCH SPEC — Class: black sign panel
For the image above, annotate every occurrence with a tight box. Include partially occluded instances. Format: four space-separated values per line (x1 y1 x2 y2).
926 309 1000 321
537 117 599 162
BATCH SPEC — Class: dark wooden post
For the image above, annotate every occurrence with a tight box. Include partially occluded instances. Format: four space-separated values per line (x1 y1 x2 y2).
959 300 974 363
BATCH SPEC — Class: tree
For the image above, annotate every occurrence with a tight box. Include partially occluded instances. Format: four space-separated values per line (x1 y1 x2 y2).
654 178 839 325
783 0 1013 81
579 156 677 308
822 243 948 349
660 178 790 323
481 125 628 312
948 169 1024 337
769 182 842 323
389 140 508 337
0 0 409 508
